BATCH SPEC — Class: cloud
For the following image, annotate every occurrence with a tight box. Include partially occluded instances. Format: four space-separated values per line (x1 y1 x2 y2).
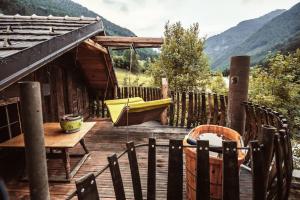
241 0 264 4
102 0 129 13
102 0 116 5
73 0 298 37
120 4 128 12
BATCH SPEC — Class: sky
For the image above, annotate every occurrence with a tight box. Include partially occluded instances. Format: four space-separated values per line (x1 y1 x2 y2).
72 0 299 37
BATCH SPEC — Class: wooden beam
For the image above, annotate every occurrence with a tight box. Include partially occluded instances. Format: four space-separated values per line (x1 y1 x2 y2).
84 39 108 54
94 36 163 48
0 97 19 106
108 43 162 48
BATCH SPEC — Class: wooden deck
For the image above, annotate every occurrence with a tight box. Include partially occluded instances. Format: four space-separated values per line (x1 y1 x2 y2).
0 118 294 199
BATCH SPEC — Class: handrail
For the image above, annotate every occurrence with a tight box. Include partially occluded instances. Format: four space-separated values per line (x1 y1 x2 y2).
65 141 249 200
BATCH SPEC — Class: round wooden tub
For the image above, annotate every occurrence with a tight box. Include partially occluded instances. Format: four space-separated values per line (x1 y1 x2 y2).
183 125 245 200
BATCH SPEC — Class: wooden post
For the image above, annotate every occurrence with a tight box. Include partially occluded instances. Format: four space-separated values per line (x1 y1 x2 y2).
19 82 50 200
147 138 156 200
227 56 250 135
169 91 175 126
160 78 168 125
250 140 266 200
114 85 118 99
222 141 239 200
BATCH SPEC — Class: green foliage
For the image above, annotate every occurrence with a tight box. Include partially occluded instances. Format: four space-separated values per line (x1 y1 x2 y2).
208 72 227 95
136 49 159 60
111 56 128 70
123 50 140 73
115 68 153 87
222 68 230 77
249 50 300 131
148 22 210 91
249 50 300 168
112 50 141 73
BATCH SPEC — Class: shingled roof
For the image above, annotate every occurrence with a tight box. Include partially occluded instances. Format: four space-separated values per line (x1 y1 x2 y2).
0 14 105 91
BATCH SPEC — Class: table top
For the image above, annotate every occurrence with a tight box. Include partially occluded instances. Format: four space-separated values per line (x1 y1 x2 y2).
0 122 96 148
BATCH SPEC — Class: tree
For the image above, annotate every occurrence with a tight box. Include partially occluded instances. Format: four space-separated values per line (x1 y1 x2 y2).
208 72 227 94
112 50 141 73
249 50 300 132
148 22 210 91
123 49 141 73
222 68 230 77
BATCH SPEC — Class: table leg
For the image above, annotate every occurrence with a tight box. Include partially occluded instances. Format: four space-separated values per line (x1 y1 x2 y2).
80 138 89 154
62 148 71 180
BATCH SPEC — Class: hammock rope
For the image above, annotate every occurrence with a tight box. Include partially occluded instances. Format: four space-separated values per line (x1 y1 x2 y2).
126 44 134 141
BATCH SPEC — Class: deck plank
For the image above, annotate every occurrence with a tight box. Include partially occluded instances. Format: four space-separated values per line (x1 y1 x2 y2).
1 119 254 200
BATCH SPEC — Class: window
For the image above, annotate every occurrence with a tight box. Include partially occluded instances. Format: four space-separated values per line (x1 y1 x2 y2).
0 97 22 143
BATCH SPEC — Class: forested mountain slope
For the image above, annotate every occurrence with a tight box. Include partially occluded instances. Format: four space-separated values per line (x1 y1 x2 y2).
206 2 300 69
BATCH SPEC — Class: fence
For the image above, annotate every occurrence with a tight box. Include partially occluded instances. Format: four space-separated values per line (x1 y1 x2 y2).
90 86 229 129
90 87 161 118
169 91 228 128
242 102 293 199
82 87 293 200
66 124 290 200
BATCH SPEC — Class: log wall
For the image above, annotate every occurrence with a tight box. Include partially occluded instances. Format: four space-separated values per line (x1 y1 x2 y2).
0 52 92 141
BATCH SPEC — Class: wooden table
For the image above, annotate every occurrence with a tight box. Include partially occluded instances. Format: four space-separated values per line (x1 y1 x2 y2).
0 122 96 182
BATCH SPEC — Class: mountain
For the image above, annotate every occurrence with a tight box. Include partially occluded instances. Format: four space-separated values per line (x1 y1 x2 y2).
226 2 300 66
0 0 135 36
207 2 300 69
274 31 300 53
205 9 285 68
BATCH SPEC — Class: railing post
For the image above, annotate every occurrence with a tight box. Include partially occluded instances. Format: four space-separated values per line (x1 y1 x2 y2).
160 78 169 125
187 91 194 128
167 140 183 200
147 138 156 200
19 82 50 200
222 141 240 200
75 173 99 200
114 85 118 99
169 91 175 126
126 142 143 200
227 56 250 135
260 125 276 198
108 154 126 200
196 140 210 200
250 141 266 200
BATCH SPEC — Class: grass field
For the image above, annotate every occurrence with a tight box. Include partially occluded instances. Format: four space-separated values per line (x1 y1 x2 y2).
114 68 154 87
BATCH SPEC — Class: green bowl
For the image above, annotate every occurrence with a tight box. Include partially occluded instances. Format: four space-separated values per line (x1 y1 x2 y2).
60 115 83 133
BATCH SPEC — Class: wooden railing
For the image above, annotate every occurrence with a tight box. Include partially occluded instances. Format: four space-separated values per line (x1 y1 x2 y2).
82 87 294 200
90 86 161 118
115 86 161 101
90 87 228 129
169 91 228 128
66 124 289 200
243 102 293 200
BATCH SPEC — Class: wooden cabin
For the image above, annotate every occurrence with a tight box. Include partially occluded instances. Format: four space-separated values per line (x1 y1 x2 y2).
0 14 117 143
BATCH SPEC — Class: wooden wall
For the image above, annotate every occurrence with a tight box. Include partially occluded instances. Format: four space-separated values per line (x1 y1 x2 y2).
0 52 91 126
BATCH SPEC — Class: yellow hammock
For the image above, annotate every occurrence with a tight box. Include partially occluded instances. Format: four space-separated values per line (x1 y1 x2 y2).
104 97 172 126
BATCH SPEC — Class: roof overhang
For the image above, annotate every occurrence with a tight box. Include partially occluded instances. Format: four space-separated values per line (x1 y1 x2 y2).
0 20 103 91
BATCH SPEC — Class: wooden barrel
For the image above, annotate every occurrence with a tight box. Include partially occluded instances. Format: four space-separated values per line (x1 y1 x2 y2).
183 125 245 200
